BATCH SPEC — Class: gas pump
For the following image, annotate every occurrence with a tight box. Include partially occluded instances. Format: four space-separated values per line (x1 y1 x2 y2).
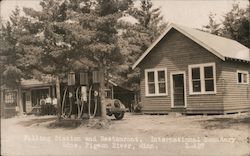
61 70 101 119
61 70 125 120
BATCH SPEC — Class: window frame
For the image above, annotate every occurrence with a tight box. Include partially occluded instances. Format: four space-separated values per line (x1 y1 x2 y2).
188 63 217 95
145 68 168 97
237 70 249 85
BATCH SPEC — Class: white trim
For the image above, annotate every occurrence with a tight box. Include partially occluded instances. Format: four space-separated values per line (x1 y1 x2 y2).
170 71 187 108
237 70 249 84
145 68 168 97
188 62 217 95
132 23 226 69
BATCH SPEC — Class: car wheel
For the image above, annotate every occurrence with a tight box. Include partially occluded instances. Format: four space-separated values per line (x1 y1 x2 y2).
114 112 124 120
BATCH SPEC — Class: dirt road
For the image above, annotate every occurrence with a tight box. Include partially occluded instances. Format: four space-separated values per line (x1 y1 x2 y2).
1 113 250 156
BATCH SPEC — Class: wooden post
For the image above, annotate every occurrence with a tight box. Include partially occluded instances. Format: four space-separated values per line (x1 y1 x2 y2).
17 84 23 115
99 66 107 120
55 76 61 121
0 88 4 117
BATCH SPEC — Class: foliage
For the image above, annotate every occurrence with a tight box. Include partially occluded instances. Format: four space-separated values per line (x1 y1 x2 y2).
0 7 35 88
117 0 167 91
1 0 165 91
203 12 221 35
17 0 132 80
203 3 249 48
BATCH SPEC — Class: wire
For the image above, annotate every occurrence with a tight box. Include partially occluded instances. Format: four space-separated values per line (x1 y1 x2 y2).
61 85 98 119
76 86 85 119
61 87 68 118
61 87 72 119
76 87 81 118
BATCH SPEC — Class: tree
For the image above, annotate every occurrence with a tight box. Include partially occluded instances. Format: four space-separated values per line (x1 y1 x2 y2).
203 12 221 35
14 0 131 120
203 3 249 48
78 0 132 120
221 3 249 48
1 8 23 88
20 0 76 120
0 7 38 114
117 0 167 91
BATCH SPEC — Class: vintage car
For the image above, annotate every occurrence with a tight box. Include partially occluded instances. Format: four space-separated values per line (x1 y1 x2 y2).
104 99 126 120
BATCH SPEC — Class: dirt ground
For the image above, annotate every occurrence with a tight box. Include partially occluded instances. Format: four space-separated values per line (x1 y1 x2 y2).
1 113 250 156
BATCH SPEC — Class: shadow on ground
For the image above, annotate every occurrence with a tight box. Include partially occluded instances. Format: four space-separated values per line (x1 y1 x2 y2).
18 117 57 127
46 120 82 129
198 116 250 130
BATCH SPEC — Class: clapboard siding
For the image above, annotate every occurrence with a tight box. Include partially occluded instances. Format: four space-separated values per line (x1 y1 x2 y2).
222 61 250 111
139 29 224 113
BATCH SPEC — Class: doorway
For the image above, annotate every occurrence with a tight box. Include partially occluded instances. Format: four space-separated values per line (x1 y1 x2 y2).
171 72 186 108
22 92 26 112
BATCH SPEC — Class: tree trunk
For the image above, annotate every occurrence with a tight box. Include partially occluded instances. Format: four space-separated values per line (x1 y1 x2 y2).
99 66 106 120
55 76 61 121
17 84 23 115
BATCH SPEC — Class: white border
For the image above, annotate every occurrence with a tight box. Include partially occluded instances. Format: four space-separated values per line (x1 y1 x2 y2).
145 68 168 97
237 70 249 84
188 62 217 95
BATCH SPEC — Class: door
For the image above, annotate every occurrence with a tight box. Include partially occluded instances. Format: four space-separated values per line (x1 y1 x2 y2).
171 73 186 107
22 92 26 112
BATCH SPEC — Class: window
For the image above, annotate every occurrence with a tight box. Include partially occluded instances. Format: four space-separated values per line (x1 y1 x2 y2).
145 68 167 96
191 67 201 92
189 63 216 94
237 70 249 84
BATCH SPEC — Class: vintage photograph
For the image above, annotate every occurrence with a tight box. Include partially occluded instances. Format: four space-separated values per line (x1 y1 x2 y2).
0 0 249 155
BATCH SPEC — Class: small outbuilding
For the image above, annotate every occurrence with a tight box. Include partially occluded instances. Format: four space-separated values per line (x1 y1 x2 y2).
132 23 250 115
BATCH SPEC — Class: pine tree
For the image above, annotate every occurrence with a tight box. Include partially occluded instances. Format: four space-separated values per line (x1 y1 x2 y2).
203 12 221 35
203 3 249 48
118 0 167 91
221 3 249 48
0 7 37 88
13 0 131 120
1 8 23 88
0 7 36 114
80 0 132 120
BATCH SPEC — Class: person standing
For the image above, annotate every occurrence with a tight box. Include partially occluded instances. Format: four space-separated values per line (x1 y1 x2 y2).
45 95 52 115
52 96 58 115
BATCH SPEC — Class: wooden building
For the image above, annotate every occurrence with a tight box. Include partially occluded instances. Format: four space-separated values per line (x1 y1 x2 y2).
0 79 56 118
21 79 56 114
132 23 250 115
1 78 134 118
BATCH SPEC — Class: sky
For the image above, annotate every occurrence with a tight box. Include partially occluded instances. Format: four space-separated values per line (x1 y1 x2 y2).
0 0 249 29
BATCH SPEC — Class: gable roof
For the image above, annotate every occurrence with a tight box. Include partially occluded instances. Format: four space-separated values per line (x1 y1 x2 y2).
132 23 250 69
